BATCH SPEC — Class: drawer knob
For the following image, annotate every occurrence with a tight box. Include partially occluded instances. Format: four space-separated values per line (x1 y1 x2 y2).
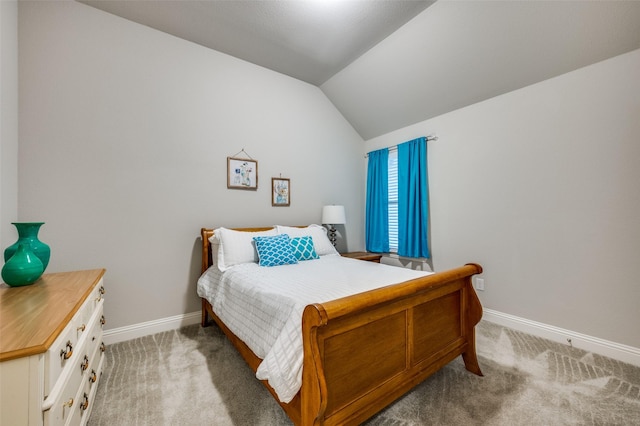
99 286 106 295
63 398 74 408
100 342 106 353
77 324 86 332
60 341 73 360
79 393 89 411
89 369 97 383
100 315 106 326
81 355 89 372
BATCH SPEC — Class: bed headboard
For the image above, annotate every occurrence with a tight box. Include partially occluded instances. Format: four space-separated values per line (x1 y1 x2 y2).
200 228 215 273
200 227 276 273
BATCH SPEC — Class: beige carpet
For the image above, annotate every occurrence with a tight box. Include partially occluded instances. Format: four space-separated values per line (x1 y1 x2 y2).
88 321 640 425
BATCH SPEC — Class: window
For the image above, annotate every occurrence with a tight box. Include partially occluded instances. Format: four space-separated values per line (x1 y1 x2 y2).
388 148 398 252
366 137 429 258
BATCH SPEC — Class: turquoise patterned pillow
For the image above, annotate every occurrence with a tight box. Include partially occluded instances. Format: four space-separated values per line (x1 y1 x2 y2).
290 236 319 261
253 234 298 267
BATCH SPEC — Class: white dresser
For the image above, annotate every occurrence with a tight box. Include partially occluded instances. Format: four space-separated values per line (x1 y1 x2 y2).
0 269 106 426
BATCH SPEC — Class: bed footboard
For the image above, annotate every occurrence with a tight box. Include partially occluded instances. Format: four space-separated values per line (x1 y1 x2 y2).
300 263 483 426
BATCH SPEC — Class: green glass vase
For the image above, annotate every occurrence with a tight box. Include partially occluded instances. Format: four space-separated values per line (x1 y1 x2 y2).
2 243 44 287
4 222 50 272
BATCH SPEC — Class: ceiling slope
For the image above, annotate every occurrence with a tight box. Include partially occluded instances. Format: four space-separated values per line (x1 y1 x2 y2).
78 1 640 141
79 0 433 86
321 0 640 140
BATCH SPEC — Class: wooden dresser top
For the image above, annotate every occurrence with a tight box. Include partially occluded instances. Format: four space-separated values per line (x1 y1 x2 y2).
0 269 105 362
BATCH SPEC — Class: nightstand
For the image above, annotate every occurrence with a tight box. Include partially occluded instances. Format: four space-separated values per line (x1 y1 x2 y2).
341 251 383 263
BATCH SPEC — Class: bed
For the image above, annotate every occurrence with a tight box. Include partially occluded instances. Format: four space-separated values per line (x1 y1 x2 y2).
198 225 484 425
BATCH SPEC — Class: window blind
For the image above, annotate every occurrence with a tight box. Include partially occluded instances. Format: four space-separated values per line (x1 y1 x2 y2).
388 148 398 252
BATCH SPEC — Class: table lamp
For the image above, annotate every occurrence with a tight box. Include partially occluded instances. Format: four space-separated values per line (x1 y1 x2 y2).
321 205 346 247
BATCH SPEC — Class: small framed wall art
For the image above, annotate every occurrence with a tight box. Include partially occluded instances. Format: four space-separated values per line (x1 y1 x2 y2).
227 157 258 190
272 177 290 206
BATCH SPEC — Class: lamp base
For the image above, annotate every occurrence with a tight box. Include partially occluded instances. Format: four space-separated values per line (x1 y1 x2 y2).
328 226 337 246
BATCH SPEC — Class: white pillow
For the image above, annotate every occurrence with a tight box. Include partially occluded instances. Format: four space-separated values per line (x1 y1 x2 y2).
207 234 221 269
215 227 277 271
275 224 338 256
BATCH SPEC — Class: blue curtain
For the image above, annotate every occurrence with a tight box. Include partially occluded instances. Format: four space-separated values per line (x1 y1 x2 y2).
397 137 430 258
365 148 389 253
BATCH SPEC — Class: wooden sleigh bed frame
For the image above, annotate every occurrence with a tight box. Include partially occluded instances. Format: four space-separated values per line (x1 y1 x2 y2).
199 227 484 425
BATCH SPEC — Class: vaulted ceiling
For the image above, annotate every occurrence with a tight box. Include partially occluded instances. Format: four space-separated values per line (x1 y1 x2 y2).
79 0 640 140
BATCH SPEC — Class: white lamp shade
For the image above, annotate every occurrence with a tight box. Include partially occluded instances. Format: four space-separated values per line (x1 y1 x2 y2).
322 205 346 225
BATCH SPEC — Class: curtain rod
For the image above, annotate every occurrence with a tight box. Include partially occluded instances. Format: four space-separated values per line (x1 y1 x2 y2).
364 135 438 158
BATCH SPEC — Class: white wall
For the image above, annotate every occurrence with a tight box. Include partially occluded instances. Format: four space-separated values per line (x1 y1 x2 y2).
0 1 19 248
14 1 640 354
366 49 640 349
17 1 364 329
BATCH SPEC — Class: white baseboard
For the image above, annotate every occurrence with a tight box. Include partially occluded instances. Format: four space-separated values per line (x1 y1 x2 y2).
483 308 640 367
103 311 201 345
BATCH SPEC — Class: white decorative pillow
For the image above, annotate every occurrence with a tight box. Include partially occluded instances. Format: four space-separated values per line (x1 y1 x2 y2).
214 227 277 271
275 224 338 256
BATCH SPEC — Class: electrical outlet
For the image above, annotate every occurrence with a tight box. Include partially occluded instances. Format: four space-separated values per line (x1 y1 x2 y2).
475 278 485 291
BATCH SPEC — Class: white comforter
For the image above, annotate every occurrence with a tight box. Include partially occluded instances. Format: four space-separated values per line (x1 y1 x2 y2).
196 254 430 403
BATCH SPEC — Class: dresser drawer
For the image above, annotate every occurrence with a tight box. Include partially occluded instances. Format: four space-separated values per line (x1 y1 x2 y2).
45 317 80 396
82 300 104 370
85 344 105 400
78 278 105 327
45 279 104 395
44 346 85 426
44 299 104 426
78 340 106 425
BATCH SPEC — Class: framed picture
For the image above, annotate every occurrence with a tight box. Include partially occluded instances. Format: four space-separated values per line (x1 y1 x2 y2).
272 178 290 206
227 157 258 190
